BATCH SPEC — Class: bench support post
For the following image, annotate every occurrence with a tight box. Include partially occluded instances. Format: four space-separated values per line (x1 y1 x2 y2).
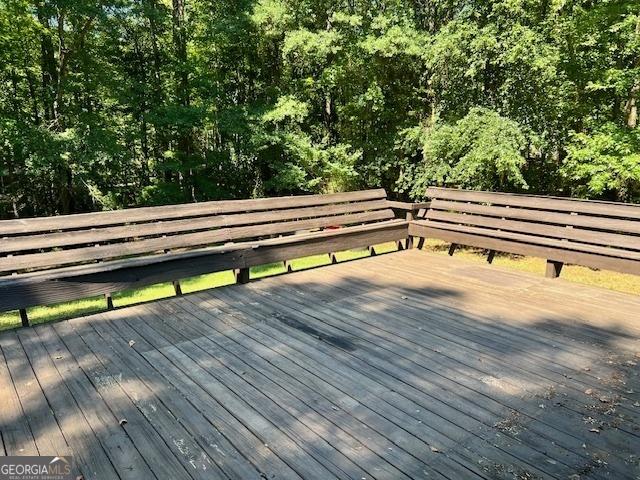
283 260 293 273
173 280 183 296
19 308 29 327
448 244 458 256
368 246 377 257
104 293 114 310
396 240 404 251
487 250 496 264
235 268 250 284
416 237 425 250
405 211 414 249
545 260 563 279
328 253 338 264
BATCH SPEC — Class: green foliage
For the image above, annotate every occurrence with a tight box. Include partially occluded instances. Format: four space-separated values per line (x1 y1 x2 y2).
563 124 640 202
398 108 529 198
0 0 638 218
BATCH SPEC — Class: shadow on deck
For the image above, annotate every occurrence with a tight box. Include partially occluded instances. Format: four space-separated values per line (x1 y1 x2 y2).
1 249 639 480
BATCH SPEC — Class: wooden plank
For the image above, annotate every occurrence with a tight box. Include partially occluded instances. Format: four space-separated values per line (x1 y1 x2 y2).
127 304 412 480
84 314 305 480
15 328 121 479
0 189 387 235
101 311 347 480
54 320 258 480
430 199 640 235
0 248 243 311
65 317 221 479
241 220 407 268
0 200 391 253
150 299 462 480
0 210 395 273
408 223 640 275
32 325 157 479
227 282 634 478
0 345 38 455
0 332 72 458
426 209 640 250
0 221 406 311
427 187 640 219
205 288 565 479
386 200 431 210
419 219 640 260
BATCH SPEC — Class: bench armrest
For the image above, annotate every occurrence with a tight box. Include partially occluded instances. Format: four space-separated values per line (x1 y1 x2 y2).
386 201 431 220
386 200 431 211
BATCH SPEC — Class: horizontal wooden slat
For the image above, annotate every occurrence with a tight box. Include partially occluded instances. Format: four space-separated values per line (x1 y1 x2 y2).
426 210 640 251
386 201 432 211
0 189 387 235
242 221 406 268
0 220 407 311
0 211 396 274
0 200 390 253
408 223 640 276
427 187 640 219
417 220 640 261
431 199 640 235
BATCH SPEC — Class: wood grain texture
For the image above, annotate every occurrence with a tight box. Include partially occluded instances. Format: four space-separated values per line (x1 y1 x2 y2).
426 187 640 219
417 187 640 277
0 210 395 273
0 220 407 311
0 189 386 235
0 199 390 253
0 190 410 311
2 250 637 479
408 222 640 275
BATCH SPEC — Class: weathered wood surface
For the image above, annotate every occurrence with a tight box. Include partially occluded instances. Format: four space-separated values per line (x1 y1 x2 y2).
0 189 388 235
411 187 640 277
0 220 406 311
0 189 409 314
1 249 638 479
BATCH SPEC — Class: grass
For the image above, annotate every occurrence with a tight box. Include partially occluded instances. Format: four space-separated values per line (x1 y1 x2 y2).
0 242 398 331
2 238 637 331
422 238 640 295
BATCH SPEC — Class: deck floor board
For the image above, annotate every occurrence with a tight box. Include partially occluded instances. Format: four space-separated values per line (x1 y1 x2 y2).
1 249 639 479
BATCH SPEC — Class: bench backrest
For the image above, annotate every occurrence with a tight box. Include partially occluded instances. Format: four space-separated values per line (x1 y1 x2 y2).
0 189 394 276
418 187 640 275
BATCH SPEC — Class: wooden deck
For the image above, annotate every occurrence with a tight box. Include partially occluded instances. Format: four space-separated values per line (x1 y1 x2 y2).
1 249 639 479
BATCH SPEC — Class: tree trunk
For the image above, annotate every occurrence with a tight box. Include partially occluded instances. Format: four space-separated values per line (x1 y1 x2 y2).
36 6 57 122
626 18 640 128
172 0 193 195
626 82 639 128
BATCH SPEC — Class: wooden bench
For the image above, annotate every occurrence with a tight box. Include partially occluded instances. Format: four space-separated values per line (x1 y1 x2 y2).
409 187 640 278
0 189 417 325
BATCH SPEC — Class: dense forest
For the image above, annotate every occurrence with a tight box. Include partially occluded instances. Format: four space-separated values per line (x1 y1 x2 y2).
0 0 638 218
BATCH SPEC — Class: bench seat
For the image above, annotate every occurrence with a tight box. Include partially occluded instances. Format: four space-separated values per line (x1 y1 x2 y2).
0 190 411 322
409 187 640 277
